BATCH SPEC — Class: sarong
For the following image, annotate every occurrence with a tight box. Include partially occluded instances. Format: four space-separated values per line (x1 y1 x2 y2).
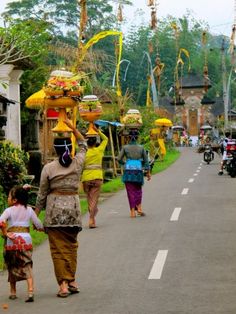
83 179 102 218
47 227 79 284
125 182 142 210
4 250 33 282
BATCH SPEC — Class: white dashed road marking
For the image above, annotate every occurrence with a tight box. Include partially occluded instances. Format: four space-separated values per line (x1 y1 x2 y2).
148 250 168 279
188 178 194 183
170 207 182 221
181 188 189 195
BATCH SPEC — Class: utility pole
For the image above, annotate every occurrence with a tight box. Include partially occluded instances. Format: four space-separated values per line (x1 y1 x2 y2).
221 39 228 130
222 0 236 131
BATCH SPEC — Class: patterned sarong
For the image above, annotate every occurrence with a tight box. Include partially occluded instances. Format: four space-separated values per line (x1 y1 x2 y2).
125 182 142 209
83 179 102 218
4 250 33 282
47 227 79 284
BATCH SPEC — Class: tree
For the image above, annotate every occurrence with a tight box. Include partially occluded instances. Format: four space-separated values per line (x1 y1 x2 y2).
2 0 122 39
3 3 232 114
0 18 50 67
0 18 52 134
2 0 131 92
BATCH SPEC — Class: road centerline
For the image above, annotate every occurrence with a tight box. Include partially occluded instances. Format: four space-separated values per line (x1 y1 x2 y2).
181 188 189 195
188 178 194 183
148 250 168 279
170 207 182 221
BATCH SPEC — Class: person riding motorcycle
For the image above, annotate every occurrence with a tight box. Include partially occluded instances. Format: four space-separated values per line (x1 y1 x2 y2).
218 132 231 175
203 136 214 163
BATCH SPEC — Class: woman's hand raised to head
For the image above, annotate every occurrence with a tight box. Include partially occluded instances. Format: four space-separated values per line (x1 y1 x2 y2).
63 119 85 141
93 124 99 133
63 119 74 130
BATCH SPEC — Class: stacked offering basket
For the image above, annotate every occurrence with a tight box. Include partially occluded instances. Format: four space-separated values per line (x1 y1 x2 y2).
123 109 143 129
43 70 85 133
79 95 102 136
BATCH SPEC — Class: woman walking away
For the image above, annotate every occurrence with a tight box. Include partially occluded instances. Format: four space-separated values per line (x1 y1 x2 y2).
117 129 151 218
35 119 87 298
81 124 108 228
0 186 44 302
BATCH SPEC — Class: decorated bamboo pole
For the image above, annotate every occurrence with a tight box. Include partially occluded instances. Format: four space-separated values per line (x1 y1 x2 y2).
43 109 48 164
202 31 209 93
77 0 87 62
108 124 117 176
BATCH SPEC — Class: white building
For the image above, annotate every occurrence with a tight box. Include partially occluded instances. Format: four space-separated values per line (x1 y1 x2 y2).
0 64 24 147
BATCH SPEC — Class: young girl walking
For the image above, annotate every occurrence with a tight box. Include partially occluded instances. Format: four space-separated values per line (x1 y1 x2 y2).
0 185 44 302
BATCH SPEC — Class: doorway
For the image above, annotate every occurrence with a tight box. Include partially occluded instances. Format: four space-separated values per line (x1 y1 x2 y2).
188 109 198 136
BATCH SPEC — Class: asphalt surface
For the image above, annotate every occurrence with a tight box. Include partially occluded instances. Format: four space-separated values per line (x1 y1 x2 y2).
1 147 236 314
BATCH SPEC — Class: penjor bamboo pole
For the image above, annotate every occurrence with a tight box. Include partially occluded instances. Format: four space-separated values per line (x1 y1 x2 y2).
108 124 117 177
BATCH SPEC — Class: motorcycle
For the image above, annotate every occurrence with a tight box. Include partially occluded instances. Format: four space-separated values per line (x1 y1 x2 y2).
203 144 214 164
225 141 236 177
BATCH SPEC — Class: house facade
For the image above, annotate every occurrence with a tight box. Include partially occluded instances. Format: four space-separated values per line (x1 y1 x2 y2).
0 64 26 147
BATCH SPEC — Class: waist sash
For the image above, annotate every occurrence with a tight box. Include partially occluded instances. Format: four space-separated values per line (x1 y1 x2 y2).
50 190 78 195
84 164 102 170
125 159 142 171
8 226 30 233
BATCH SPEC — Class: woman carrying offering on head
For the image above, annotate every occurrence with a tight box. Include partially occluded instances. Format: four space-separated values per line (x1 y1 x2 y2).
117 129 151 218
81 124 108 228
35 119 87 298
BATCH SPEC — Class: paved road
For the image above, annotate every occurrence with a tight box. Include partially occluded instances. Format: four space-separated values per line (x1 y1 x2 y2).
1 148 236 314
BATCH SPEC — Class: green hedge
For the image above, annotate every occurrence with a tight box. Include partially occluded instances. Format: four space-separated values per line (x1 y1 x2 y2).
0 141 29 194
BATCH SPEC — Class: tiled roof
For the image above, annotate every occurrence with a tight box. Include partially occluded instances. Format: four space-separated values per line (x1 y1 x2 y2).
158 96 176 113
0 94 16 104
181 73 211 89
210 97 224 116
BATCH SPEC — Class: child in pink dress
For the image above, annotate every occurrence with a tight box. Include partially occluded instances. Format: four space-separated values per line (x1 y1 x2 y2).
0 185 44 302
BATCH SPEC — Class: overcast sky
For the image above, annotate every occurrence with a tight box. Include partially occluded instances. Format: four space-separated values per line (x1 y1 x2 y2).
0 0 235 36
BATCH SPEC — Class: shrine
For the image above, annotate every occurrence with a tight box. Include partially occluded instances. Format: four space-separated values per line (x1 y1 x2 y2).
159 73 223 138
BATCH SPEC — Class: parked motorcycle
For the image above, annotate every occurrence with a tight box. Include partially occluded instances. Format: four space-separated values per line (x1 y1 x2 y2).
203 144 214 164
225 141 236 177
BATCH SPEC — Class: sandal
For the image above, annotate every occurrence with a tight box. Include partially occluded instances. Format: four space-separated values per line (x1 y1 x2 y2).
25 292 34 303
137 211 146 216
9 295 17 300
68 285 80 294
89 224 97 229
57 290 70 298
89 217 97 229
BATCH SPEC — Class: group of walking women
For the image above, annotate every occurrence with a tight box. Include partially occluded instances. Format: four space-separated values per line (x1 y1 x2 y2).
0 120 151 301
